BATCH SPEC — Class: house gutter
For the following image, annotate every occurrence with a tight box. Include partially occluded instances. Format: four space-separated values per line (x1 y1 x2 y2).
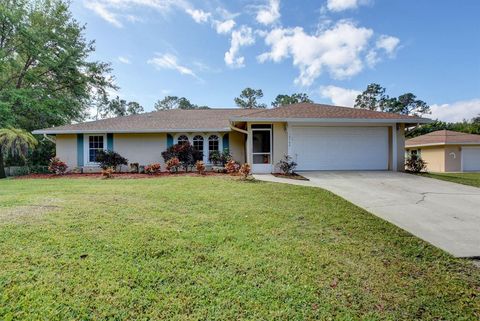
43 133 56 143
229 123 248 135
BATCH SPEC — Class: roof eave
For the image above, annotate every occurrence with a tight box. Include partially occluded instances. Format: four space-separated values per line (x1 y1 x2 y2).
32 128 232 135
229 117 432 124
406 142 480 148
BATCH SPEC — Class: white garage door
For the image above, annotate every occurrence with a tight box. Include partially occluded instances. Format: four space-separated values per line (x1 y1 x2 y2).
462 147 480 171
290 126 389 170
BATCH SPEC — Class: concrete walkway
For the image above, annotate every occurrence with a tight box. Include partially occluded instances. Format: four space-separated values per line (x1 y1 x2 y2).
254 172 480 258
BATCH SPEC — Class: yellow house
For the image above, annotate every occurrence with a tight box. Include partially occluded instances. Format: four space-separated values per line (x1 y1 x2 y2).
405 130 480 172
32 103 430 173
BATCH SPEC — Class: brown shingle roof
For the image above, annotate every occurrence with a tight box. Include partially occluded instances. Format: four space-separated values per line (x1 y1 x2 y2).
406 130 480 147
33 103 431 134
231 103 429 121
33 109 257 134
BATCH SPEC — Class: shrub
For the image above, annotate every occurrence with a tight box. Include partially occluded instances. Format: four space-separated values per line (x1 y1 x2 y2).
161 143 202 172
129 163 139 173
405 155 427 173
277 155 297 175
225 159 240 174
208 150 221 165
166 157 180 173
195 160 206 175
209 149 232 166
239 163 251 179
101 167 114 179
145 163 161 174
48 157 67 175
95 150 128 170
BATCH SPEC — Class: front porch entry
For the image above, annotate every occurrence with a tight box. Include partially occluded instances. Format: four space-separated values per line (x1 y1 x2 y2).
251 125 272 173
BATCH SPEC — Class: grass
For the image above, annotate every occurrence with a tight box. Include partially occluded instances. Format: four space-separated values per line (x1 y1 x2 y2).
421 172 480 188
0 176 479 320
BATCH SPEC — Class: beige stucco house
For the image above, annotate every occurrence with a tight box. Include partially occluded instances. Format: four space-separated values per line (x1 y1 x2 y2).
33 103 429 173
405 130 480 172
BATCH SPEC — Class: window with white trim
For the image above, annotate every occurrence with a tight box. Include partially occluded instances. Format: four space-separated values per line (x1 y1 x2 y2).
193 135 204 152
208 135 219 154
178 135 189 145
88 135 104 163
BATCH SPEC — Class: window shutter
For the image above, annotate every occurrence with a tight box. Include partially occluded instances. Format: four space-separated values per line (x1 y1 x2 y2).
167 134 174 147
77 134 84 167
222 134 229 152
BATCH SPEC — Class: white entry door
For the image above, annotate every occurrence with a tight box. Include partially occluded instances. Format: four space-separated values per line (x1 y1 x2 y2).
462 147 480 171
289 126 389 171
251 128 272 173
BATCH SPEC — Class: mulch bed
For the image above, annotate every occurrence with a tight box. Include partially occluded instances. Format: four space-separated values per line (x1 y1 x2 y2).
272 173 309 181
14 172 228 180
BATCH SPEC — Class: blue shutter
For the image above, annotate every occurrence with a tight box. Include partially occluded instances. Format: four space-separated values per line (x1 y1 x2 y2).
107 133 114 151
167 134 174 147
77 134 84 167
222 133 229 152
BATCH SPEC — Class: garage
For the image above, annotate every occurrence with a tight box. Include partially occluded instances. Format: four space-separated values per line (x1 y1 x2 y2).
462 147 480 171
289 126 390 171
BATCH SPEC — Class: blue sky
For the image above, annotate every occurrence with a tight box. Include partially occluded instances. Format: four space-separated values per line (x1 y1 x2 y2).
73 0 480 121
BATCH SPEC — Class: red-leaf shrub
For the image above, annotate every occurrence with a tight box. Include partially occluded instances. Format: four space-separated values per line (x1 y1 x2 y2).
48 157 68 175
239 163 251 179
166 157 180 172
161 143 203 172
101 167 114 179
145 163 161 174
195 160 206 175
225 159 240 174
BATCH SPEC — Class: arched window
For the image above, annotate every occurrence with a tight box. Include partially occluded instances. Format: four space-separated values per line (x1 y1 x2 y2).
208 135 219 153
177 135 189 145
193 135 204 152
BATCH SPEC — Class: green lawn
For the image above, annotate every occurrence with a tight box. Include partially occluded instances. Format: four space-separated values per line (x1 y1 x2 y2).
422 172 480 188
0 176 479 320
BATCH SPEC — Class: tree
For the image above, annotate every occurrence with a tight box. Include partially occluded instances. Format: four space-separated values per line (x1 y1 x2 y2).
99 96 143 118
354 84 431 117
354 83 388 111
272 93 313 107
0 0 116 131
234 88 266 109
154 96 209 110
0 128 38 178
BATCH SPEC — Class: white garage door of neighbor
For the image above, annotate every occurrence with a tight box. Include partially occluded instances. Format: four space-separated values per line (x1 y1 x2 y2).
290 126 389 171
462 147 480 171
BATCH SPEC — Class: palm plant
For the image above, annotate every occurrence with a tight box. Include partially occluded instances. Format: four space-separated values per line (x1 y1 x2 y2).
0 128 38 179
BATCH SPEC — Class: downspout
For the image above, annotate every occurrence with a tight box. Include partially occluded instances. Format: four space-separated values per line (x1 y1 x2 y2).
43 133 56 143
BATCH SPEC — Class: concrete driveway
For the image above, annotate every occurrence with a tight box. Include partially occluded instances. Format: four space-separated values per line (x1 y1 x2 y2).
256 171 480 258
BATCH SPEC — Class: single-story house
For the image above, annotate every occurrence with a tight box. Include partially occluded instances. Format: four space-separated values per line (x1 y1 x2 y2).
405 130 480 172
32 103 430 173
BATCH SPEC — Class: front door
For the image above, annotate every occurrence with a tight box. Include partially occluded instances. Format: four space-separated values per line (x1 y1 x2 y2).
252 127 272 173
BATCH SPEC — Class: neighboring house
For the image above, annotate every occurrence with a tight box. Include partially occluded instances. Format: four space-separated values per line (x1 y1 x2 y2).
405 130 480 172
33 103 430 173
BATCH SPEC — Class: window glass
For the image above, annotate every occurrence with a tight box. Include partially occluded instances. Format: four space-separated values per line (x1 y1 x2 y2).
193 135 204 151
178 135 189 145
252 130 271 153
89 135 104 163
208 135 219 153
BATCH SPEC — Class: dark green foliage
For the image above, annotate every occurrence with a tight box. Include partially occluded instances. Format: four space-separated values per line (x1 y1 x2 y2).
354 84 430 117
208 149 231 166
95 150 128 170
97 96 144 118
234 88 267 109
272 93 313 107
0 0 116 131
407 119 480 138
161 143 203 171
154 96 209 110
276 155 298 174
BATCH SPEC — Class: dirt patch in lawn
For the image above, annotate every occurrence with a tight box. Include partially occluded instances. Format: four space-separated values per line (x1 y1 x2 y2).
0 198 64 224
14 172 228 180
272 173 309 181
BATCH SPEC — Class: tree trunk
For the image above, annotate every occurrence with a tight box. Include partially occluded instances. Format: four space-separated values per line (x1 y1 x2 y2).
0 146 6 179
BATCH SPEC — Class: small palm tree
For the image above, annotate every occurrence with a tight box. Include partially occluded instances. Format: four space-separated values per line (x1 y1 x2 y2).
0 128 38 179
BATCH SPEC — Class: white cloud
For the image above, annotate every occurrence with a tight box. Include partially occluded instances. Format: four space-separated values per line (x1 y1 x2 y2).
256 0 281 25
376 35 400 56
225 26 255 68
319 85 361 106
147 53 199 79
214 19 236 34
186 8 211 23
258 21 373 85
118 56 131 64
326 0 369 12
430 99 480 122
84 1 123 27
